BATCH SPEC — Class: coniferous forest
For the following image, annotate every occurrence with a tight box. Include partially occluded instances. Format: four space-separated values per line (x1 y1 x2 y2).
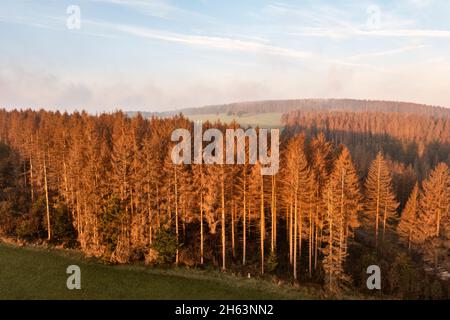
0 106 448 298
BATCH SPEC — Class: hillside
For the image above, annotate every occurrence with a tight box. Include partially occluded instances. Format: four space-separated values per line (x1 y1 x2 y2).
129 99 450 120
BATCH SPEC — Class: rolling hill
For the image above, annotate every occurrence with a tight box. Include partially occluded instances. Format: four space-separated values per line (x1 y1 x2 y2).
128 99 450 128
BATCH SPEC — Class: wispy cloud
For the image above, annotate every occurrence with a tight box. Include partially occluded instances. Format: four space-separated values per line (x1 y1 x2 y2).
408 0 433 7
264 2 352 27
265 2 450 39
90 0 213 22
90 0 184 18
0 14 118 39
0 14 59 31
347 45 429 60
291 27 450 39
97 22 313 59
355 28 450 38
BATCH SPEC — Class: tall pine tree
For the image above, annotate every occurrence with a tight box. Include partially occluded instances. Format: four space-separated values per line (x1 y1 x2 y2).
363 152 399 247
397 183 420 251
321 147 362 291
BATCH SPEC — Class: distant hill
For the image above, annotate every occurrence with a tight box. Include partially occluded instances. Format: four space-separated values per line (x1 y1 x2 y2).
126 111 165 118
179 99 450 117
129 99 450 119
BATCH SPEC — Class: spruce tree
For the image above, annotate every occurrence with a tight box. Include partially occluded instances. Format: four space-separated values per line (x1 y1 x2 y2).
417 163 449 240
397 183 420 251
310 133 333 272
282 134 314 280
415 163 449 268
363 152 399 247
321 147 362 291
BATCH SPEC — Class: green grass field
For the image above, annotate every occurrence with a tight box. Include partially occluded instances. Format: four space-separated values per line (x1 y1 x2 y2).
0 243 315 300
186 112 283 128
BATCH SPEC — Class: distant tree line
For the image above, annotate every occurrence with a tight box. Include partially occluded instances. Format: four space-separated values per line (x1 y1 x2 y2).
177 99 450 117
0 108 448 298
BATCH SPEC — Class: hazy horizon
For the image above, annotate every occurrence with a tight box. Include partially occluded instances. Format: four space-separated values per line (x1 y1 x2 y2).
2 96 450 116
1 0 450 112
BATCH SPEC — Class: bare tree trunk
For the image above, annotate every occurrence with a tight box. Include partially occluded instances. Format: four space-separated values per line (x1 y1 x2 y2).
375 161 381 248
183 194 187 242
293 193 298 280
43 155 51 241
242 173 247 266
326 187 334 291
260 174 265 275
76 191 81 235
200 192 204 265
309 204 313 277
329 215 333 292
314 221 319 270
62 151 69 200
174 166 179 265
232 199 235 259
271 175 275 253
221 174 226 271
29 155 34 203
339 169 345 264
289 201 293 266
285 206 289 244
147 180 153 245
298 205 302 278
274 180 277 252
382 187 388 243
156 183 161 230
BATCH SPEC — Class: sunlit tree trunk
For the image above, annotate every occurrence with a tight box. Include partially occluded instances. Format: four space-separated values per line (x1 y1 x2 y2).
221 172 226 271
200 192 204 265
242 173 247 266
43 153 51 241
271 175 276 253
232 199 236 259
174 166 179 265
260 173 265 275
293 192 298 280
289 201 293 266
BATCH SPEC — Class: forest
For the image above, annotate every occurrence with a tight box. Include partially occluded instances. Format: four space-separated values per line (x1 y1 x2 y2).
0 107 448 298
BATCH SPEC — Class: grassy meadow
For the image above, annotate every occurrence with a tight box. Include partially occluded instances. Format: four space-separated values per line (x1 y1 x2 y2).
185 112 284 128
0 243 316 300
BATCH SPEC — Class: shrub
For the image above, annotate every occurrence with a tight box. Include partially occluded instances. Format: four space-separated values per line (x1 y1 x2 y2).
51 203 77 246
0 201 16 235
388 252 419 299
151 229 179 264
265 251 279 273
99 196 124 254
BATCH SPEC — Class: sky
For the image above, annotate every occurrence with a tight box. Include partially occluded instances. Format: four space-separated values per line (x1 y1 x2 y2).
1 0 450 113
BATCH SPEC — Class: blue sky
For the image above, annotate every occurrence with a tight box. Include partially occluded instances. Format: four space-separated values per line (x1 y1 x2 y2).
1 0 450 112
